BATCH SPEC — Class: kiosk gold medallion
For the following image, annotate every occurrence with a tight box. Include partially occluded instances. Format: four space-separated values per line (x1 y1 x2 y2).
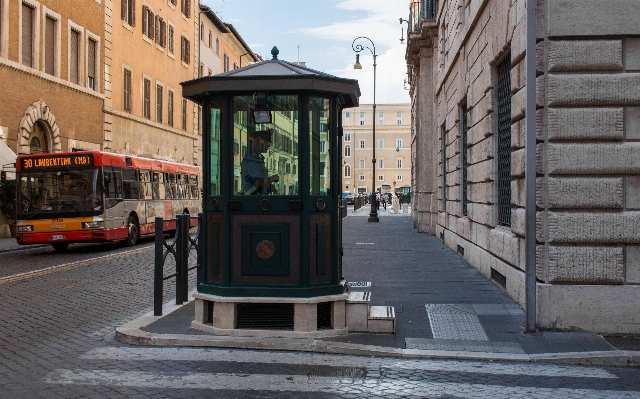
256 240 275 259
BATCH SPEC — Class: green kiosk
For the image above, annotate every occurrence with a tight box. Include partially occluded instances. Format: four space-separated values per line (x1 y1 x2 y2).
181 49 393 338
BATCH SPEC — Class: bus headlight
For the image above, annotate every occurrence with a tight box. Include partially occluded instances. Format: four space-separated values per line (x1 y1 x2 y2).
17 225 33 232
82 221 104 229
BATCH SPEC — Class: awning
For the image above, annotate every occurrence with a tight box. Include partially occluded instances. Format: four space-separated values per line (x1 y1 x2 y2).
0 140 17 170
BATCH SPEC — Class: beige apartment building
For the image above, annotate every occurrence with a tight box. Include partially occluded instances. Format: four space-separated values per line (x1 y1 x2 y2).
406 0 640 333
342 104 411 196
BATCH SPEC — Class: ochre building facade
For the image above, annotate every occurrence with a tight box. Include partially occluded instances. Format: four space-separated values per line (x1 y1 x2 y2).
406 0 640 333
342 104 411 196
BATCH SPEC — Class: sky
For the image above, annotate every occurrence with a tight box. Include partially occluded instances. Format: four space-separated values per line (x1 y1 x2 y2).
202 0 411 105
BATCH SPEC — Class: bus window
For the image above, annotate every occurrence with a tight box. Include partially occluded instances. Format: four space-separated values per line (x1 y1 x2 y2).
152 172 165 200
104 167 123 208
140 171 152 200
122 169 140 200
190 175 199 199
177 175 188 198
165 173 177 199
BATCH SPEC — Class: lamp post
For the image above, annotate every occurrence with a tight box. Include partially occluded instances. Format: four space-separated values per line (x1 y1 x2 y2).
352 36 378 222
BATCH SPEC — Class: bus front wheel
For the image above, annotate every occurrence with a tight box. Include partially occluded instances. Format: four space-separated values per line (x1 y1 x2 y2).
123 215 139 246
52 243 69 251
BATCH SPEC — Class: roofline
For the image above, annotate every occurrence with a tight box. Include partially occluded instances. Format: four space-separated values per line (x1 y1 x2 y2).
199 5 229 34
224 23 259 63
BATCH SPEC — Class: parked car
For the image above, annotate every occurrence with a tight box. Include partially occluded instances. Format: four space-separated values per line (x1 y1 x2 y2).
341 191 355 205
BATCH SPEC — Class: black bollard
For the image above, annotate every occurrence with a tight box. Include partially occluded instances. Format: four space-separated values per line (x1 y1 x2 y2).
154 216 163 316
181 214 189 303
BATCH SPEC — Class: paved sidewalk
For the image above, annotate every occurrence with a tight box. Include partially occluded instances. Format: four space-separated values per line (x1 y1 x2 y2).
116 208 640 367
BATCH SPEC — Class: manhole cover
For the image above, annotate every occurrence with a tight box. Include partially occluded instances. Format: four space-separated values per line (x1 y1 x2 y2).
308 366 366 379
604 336 640 350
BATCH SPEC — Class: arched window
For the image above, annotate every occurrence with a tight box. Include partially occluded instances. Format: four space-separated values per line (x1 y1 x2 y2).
200 23 204 40
215 38 219 55
208 32 212 48
344 165 351 177
344 144 351 157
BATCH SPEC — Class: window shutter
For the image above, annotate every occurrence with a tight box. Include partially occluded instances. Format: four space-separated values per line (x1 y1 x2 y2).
168 91 174 127
168 25 174 53
123 69 132 112
21 4 33 67
156 84 162 123
131 0 136 26
155 15 159 43
88 38 96 90
70 29 80 84
142 6 147 35
186 39 190 63
45 16 56 75
186 0 191 16
121 0 127 20
149 11 154 40
163 21 167 47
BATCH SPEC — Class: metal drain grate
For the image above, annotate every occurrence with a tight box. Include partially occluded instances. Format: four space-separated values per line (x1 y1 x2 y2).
206 301 214 324
236 303 294 330
308 366 366 379
425 304 489 341
317 302 332 330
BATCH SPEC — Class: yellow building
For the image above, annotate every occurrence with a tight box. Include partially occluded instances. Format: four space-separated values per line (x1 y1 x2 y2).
104 0 199 164
342 104 411 196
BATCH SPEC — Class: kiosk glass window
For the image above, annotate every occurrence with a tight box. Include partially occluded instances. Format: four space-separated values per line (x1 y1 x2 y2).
309 95 330 196
233 94 299 195
208 96 224 195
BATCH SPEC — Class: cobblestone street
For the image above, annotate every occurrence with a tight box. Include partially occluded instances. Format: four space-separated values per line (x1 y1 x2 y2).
1 220 640 398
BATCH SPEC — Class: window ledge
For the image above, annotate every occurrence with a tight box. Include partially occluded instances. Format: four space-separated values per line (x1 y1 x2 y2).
123 21 134 32
143 36 153 45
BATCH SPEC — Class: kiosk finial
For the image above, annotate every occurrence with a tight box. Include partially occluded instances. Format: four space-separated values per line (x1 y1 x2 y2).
271 46 279 60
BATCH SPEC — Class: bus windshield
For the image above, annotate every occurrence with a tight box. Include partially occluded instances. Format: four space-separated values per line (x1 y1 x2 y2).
17 168 103 219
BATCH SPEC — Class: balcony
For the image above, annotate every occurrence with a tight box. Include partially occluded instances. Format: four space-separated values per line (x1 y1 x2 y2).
409 0 437 33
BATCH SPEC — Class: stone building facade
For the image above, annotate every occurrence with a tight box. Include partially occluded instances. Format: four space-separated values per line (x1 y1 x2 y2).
406 0 640 333
342 104 411 196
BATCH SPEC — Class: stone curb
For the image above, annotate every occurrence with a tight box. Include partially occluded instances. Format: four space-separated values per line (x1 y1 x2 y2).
115 298 640 368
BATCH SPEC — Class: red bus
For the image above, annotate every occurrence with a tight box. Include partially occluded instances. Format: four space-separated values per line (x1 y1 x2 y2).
14 151 201 250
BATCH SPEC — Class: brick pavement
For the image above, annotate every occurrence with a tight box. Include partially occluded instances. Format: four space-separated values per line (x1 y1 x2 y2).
0 211 640 397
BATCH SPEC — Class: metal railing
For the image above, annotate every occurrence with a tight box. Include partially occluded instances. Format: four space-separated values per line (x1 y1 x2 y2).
154 213 201 316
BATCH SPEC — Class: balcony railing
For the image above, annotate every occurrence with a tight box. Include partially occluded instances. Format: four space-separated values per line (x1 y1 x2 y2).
409 0 437 32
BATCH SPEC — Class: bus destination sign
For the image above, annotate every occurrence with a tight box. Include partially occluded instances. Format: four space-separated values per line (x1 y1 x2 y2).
21 154 94 169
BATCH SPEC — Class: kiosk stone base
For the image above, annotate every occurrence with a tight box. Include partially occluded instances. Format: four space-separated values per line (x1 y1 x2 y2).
192 289 396 338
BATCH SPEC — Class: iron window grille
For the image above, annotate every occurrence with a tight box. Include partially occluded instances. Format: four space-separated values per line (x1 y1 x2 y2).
461 101 468 216
497 53 512 226
441 124 446 212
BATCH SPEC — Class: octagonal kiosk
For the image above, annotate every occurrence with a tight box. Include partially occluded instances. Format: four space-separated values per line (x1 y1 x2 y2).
181 51 391 338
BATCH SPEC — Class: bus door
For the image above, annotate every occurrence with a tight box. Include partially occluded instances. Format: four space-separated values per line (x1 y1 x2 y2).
103 167 124 229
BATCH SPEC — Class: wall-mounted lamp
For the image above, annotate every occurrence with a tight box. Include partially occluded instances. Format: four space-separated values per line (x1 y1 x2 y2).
399 18 410 43
253 92 271 124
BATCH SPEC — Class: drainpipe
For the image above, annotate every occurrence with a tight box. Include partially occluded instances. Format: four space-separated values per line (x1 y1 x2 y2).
525 0 537 333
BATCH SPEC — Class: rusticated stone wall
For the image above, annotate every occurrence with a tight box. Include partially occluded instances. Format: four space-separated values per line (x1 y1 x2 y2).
407 0 640 334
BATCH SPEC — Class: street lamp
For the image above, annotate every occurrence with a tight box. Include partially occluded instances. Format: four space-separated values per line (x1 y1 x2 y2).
352 36 379 222
239 52 252 68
